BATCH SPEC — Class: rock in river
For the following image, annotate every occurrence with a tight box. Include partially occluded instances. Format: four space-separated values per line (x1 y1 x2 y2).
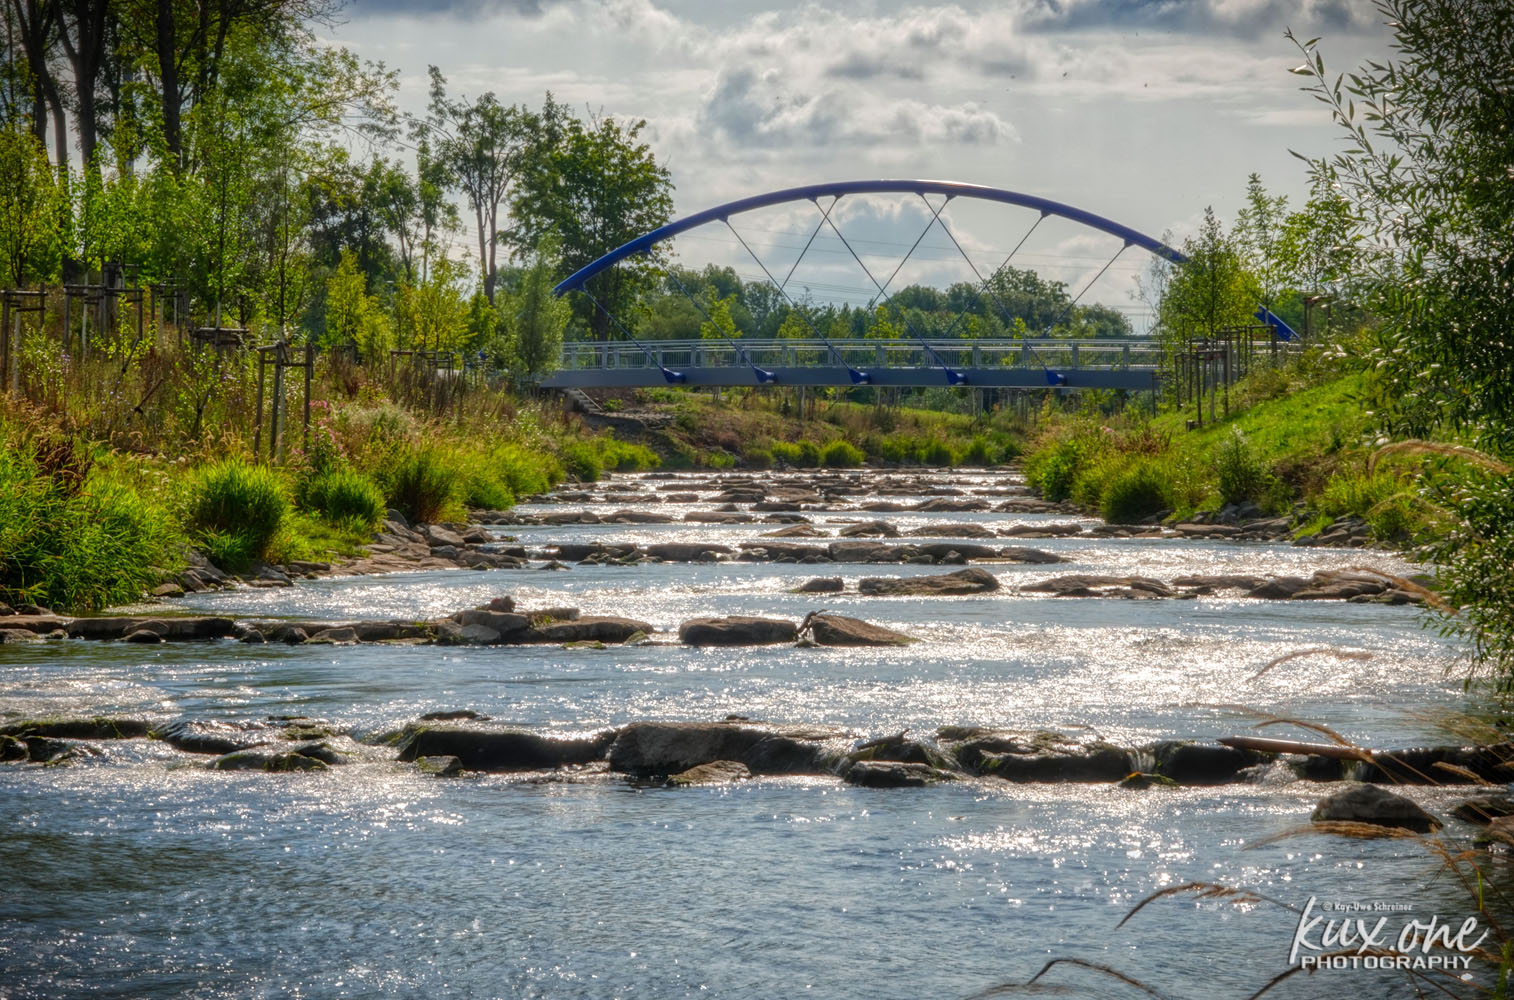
857 567 999 597
608 720 852 777
679 616 798 646
803 613 915 647
1311 783 1442 833
394 724 616 771
667 760 752 786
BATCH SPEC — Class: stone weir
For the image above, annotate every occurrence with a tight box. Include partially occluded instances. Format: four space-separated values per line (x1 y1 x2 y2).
4 716 1511 809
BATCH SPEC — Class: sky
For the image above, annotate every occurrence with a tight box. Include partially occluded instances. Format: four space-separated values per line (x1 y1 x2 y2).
324 0 1388 327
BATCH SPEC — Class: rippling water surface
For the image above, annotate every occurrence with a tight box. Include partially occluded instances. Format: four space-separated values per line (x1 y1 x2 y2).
0 470 1492 999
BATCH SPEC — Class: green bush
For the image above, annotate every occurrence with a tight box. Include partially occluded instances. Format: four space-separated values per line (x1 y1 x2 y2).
872 434 924 464
742 447 775 469
921 440 954 466
821 440 865 468
596 438 661 471
188 458 290 571
769 441 801 464
960 435 994 466
492 443 558 499
1028 438 1083 501
0 445 181 611
1102 459 1172 524
298 467 386 531
560 441 603 482
384 446 462 524
1214 428 1270 505
795 440 822 466
1318 470 1417 540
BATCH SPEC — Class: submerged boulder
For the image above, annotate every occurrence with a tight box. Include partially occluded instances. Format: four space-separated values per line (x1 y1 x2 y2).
841 760 956 788
857 567 999 597
0 716 151 740
943 728 1131 782
793 577 845 594
666 760 752 786
153 719 270 755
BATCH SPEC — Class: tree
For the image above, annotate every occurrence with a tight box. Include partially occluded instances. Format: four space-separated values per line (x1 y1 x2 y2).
1232 173 1288 312
422 67 528 303
0 120 61 285
1157 207 1259 354
1288 2 1514 686
1287 5 1514 445
503 236 569 376
511 104 673 342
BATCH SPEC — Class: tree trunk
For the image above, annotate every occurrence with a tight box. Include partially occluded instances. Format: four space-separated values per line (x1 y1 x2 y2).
155 0 181 164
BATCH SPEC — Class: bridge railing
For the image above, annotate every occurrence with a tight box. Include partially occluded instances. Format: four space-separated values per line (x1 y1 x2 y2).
557 338 1168 372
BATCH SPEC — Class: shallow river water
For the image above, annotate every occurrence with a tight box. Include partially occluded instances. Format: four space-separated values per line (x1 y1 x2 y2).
0 469 1498 999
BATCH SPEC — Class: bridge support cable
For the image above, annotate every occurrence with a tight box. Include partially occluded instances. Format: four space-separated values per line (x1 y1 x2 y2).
817 202 967 385
663 268 776 383
723 215 871 384
866 194 953 311
581 286 686 383
1027 242 1132 385
926 203 1062 381
778 197 837 292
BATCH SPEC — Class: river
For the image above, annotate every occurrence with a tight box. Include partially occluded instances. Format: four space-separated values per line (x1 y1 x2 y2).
0 468 1492 999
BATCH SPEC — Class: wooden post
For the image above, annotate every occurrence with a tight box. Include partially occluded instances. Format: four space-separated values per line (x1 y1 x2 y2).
254 349 267 458
303 340 313 456
270 343 285 461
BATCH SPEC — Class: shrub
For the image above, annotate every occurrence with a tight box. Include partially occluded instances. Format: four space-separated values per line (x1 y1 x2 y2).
298 467 386 531
1102 459 1172 524
795 440 822 466
1028 438 1083 501
1214 428 1270 505
384 445 462 524
921 440 954 466
821 440 865 468
597 438 661 471
560 441 603 482
490 443 557 500
742 447 775 469
769 441 802 465
188 458 290 570
959 435 994 466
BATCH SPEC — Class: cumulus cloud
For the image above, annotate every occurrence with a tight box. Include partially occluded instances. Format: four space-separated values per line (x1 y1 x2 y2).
1018 0 1378 37
700 66 1016 148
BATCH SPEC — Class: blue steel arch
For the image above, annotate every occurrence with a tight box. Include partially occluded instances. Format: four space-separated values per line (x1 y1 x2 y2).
553 178 1188 297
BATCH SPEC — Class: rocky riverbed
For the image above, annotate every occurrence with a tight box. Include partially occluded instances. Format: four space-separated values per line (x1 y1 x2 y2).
0 466 1491 1000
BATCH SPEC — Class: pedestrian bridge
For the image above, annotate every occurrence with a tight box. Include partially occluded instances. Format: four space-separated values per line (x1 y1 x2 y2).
539 337 1162 390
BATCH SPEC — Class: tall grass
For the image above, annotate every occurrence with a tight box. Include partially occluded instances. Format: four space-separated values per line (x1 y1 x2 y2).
297 467 387 532
382 445 462 524
188 459 290 571
0 443 181 611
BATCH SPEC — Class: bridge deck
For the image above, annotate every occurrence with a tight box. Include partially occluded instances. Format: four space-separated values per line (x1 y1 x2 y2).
540 337 1164 390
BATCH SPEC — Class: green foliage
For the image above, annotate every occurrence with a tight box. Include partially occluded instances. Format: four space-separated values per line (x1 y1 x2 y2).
325 249 392 359
1317 469 1417 541
921 440 954 466
1102 459 1172 523
560 441 603 482
298 467 386 531
503 237 571 375
1214 428 1270 505
821 440 865 468
959 436 994 466
595 438 660 472
0 123 62 286
383 445 462 524
0 442 180 611
188 459 290 571
742 447 774 469
511 97 674 342
771 440 821 467
1026 437 1085 502
1424 469 1514 691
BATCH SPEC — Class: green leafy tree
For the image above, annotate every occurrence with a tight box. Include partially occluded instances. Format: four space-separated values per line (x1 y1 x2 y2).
1232 173 1288 312
512 104 673 342
422 67 528 303
1288 3 1514 686
1157 207 1260 354
324 248 389 358
0 121 61 286
503 237 569 376
698 293 740 341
